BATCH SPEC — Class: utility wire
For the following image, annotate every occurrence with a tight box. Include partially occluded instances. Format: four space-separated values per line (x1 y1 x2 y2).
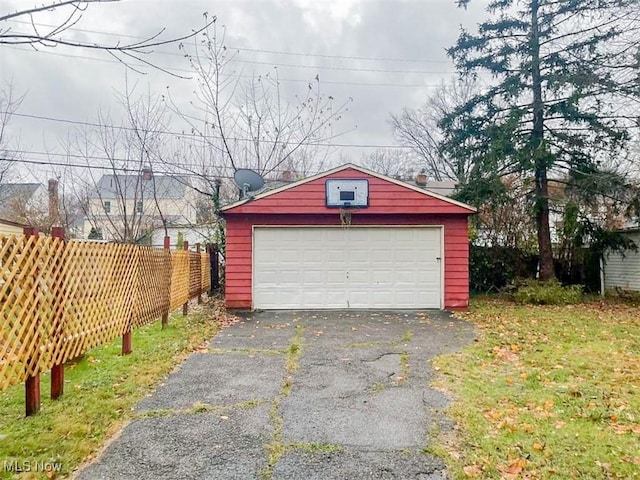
4 18 453 64
1 111 413 149
4 45 449 88
1 156 232 178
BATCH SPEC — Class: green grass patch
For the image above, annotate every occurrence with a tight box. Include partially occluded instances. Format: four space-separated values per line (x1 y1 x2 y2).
344 341 387 349
0 309 220 479
401 330 414 343
433 297 640 479
512 279 583 305
288 442 342 454
398 351 409 384
208 347 287 356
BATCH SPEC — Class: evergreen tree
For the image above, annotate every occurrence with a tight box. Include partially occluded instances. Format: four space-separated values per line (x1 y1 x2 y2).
443 0 640 280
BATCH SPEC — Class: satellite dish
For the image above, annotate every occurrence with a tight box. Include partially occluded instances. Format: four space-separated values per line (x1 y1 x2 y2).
234 168 265 198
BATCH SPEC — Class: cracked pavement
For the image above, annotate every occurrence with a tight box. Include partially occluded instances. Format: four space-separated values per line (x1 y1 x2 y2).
75 310 474 480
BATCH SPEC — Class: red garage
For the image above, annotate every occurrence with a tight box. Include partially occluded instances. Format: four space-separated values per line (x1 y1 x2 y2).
221 164 476 310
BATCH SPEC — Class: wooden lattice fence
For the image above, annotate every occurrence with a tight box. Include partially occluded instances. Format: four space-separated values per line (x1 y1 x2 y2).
0 234 211 395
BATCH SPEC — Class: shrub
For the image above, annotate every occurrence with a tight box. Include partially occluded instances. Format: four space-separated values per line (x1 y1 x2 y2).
512 280 583 305
469 245 538 293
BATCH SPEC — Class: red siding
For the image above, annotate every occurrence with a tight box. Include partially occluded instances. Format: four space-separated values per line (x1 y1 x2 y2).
223 167 472 310
225 168 473 215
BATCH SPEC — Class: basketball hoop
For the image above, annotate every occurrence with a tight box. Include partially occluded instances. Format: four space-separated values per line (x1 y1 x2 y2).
339 208 352 227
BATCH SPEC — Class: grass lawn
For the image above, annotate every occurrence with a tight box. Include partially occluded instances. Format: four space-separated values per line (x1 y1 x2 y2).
0 304 220 479
433 296 640 479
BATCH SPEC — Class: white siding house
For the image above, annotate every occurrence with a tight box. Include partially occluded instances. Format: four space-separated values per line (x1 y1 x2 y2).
0 218 29 236
83 171 204 244
604 229 640 292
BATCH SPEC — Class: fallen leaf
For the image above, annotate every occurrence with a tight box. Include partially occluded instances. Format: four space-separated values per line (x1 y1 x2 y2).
498 458 527 479
463 464 482 477
611 423 640 434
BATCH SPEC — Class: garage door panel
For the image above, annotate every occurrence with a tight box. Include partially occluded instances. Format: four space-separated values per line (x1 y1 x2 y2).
253 227 441 309
303 270 325 283
327 270 346 283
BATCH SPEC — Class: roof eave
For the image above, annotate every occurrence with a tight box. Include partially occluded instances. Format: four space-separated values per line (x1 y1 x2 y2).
221 163 477 214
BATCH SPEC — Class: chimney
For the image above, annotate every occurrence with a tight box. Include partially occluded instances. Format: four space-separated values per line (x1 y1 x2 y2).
48 179 60 226
416 173 427 187
142 167 153 181
281 170 295 182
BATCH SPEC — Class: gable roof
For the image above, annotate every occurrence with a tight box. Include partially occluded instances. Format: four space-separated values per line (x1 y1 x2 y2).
95 174 190 200
0 183 46 219
221 163 476 213
0 183 43 202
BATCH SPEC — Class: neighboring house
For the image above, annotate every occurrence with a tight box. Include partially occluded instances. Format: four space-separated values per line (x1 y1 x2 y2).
0 218 30 236
604 227 640 292
0 183 48 226
221 163 476 311
84 169 208 245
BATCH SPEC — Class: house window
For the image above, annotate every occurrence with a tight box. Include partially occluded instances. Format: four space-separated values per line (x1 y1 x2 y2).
103 201 111 213
136 200 143 213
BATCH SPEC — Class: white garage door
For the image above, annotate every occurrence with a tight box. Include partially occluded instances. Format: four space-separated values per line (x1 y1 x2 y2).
253 227 442 309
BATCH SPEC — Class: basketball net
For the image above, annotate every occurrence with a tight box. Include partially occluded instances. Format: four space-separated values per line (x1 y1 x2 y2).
339 208 352 227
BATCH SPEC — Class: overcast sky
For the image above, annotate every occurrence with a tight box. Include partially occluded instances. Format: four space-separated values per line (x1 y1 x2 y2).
0 0 490 183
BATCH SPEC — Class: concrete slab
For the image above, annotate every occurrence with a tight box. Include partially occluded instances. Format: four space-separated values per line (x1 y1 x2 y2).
136 352 285 411
77 310 473 479
272 449 447 480
282 386 430 449
76 405 272 480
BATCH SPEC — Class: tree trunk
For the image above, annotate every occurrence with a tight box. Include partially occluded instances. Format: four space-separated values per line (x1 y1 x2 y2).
530 0 555 281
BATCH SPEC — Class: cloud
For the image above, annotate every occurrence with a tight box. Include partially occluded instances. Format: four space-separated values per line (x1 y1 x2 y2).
0 0 489 180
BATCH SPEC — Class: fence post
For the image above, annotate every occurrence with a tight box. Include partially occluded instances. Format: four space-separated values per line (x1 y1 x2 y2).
122 247 134 355
122 330 132 355
162 236 171 328
23 227 41 416
209 243 219 292
196 243 203 305
183 241 189 316
50 226 65 400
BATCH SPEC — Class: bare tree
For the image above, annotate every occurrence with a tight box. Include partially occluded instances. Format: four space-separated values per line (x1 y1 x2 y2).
0 85 24 183
68 86 177 243
168 19 352 182
359 148 419 180
0 1 214 76
390 77 478 183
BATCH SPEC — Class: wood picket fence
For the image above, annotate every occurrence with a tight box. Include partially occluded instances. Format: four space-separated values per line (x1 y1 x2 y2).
0 233 211 401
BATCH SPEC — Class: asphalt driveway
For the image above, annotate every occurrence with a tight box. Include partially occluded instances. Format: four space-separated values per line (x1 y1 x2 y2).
76 310 474 479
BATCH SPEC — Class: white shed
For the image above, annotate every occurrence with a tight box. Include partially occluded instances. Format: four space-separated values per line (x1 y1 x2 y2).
604 228 640 292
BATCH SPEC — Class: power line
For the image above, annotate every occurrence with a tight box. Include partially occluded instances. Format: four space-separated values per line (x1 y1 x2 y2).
4 18 453 65
2 156 328 184
1 156 231 178
3 111 413 149
6 27 456 74
225 57 456 75
4 45 449 88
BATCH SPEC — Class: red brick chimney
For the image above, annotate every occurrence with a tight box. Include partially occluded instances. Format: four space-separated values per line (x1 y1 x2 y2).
142 167 153 181
48 179 59 226
281 170 295 182
416 173 427 187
